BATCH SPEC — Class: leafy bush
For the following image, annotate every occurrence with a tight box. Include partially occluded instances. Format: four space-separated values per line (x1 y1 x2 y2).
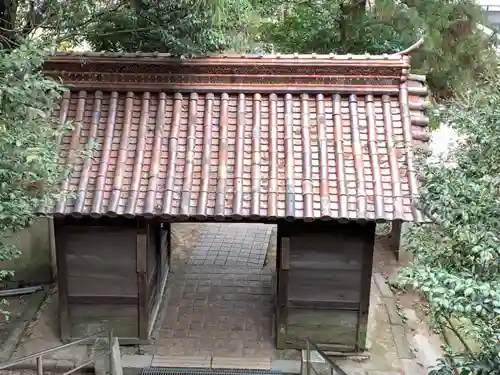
399 79 500 374
0 42 69 313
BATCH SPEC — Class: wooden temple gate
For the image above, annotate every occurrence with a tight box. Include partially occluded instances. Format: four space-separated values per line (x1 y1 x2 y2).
43 50 429 351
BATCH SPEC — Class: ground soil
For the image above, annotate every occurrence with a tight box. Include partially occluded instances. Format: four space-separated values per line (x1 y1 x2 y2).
373 226 443 370
0 296 30 347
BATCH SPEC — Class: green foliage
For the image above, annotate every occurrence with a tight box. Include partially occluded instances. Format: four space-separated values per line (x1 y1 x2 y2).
255 0 413 53
398 80 500 374
0 0 102 49
82 0 256 56
0 42 69 306
1 0 258 56
256 0 499 99
3 0 497 92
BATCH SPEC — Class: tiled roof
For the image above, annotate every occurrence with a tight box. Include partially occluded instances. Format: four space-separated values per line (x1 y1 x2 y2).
42 53 430 222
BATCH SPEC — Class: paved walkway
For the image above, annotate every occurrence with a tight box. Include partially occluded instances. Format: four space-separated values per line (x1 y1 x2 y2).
156 223 277 357
156 265 275 357
188 224 273 267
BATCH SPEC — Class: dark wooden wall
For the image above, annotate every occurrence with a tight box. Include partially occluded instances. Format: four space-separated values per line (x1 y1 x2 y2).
55 216 374 350
275 220 375 352
55 217 169 344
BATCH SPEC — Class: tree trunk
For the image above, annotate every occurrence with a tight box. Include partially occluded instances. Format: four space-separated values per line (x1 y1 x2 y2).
339 0 367 52
0 0 17 49
131 0 142 12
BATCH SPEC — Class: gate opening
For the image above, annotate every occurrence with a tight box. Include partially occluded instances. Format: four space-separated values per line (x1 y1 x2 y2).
156 223 277 358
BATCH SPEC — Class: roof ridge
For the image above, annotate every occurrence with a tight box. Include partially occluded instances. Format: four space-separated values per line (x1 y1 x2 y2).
408 74 426 82
49 37 425 61
51 51 407 60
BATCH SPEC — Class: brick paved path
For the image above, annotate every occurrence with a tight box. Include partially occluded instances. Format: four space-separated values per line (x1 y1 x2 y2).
188 224 273 267
156 265 275 357
156 223 278 358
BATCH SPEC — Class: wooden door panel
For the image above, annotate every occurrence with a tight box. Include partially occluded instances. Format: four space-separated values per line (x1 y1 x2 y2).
64 227 137 297
287 268 361 303
276 230 364 351
286 308 358 347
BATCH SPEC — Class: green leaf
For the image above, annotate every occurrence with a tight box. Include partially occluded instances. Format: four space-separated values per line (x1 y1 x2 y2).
0 41 72 321
26 154 38 163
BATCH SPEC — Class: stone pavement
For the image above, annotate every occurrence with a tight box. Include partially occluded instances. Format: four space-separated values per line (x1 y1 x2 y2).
156 264 276 357
156 223 278 357
187 223 274 267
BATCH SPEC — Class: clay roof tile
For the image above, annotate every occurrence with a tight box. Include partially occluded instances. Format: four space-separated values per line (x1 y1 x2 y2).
40 52 429 222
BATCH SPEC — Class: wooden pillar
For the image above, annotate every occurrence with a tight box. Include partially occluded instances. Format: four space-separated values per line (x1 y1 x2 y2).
160 222 172 283
391 220 414 264
275 221 291 349
146 221 171 339
48 217 57 281
54 218 70 342
136 221 148 340
276 237 289 349
390 220 402 259
154 223 162 297
356 221 376 351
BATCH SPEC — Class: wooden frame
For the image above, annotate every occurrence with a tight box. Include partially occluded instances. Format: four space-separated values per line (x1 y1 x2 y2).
54 218 70 342
275 220 376 352
136 221 148 340
147 222 171 338
55 217 168 344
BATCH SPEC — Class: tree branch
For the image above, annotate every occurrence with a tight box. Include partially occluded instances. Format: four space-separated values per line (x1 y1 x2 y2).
56 26 155 44
441 316 477 360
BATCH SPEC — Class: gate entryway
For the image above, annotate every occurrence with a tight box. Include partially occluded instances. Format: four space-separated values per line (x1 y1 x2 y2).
154 223 278 358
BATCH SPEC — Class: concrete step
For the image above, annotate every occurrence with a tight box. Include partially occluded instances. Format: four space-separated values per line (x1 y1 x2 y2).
121 355 301 375
141 367 283 375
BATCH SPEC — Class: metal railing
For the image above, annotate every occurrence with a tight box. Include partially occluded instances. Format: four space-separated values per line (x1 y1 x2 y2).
305 338 348 375
0 330 115 375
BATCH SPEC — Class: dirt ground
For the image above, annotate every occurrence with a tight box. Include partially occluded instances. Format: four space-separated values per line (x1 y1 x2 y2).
0 297 29 345
371 226 443 371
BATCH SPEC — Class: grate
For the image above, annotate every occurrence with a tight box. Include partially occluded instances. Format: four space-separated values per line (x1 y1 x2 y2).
142 368 282 375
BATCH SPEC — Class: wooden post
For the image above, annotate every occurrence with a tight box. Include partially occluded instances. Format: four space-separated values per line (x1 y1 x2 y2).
392 221 415 265
136 220 148 340
356 222 376 351
390 220 402 260
154 223 162 297
165 223 172 269
276 236 290 349
54 218 70 342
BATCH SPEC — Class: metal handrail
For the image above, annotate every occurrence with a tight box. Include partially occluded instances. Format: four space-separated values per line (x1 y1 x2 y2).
0 330 114 375
305 337 348 375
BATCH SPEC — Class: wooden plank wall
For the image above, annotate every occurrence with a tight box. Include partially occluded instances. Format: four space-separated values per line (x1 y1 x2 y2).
276 221 375 352
55 218 143 343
